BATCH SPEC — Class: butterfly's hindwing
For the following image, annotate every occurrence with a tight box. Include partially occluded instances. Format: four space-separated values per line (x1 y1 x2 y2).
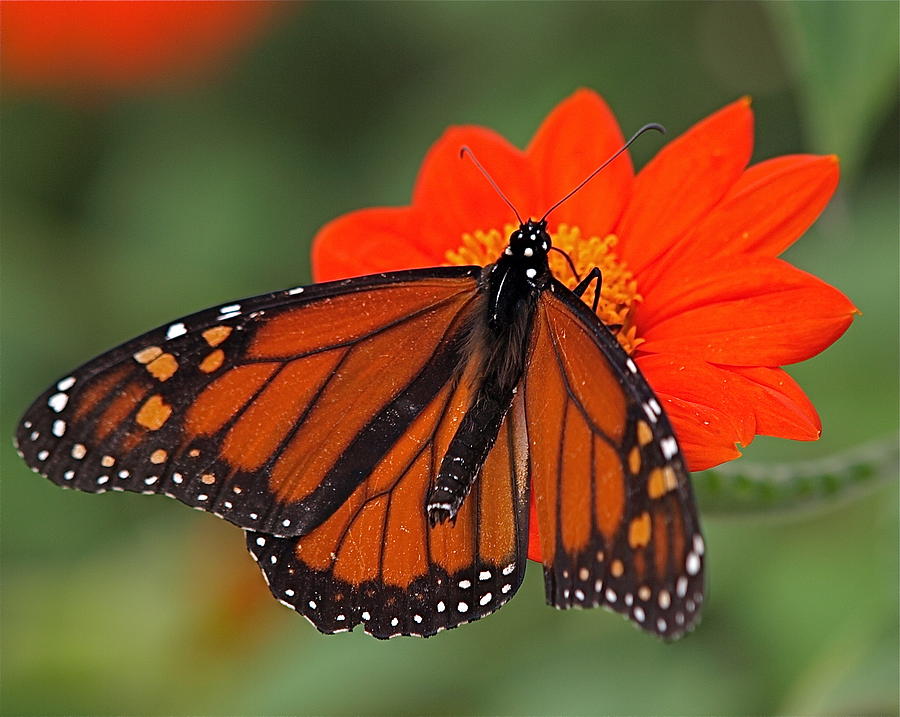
525 282 705 639
248 387 531 638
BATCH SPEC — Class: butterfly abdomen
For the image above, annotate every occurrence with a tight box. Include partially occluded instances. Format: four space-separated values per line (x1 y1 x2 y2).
427 260 540 525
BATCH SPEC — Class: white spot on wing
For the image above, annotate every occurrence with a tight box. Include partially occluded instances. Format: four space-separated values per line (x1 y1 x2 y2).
661 436 678 459
57 377 76 391
48 393 68 412
166 323 187 340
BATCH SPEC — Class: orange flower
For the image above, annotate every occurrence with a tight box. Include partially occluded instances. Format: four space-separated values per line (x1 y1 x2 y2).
313 89 857 473
0 1 278 94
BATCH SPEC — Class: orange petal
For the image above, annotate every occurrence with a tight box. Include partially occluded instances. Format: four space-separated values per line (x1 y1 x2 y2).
526 89 632 238
639 154 840 291
724 366 821 440
413 126 539 254
694 154 839 257
616 98 754 275
639 264 858 366
311 207 440 282
639 355 756 447
656 393 743 472
638 255 834 327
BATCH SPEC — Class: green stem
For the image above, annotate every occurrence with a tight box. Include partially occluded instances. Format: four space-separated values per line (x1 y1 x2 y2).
694 435 899 515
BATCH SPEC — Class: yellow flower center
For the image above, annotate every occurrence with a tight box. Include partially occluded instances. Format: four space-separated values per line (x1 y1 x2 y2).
446 223 643 354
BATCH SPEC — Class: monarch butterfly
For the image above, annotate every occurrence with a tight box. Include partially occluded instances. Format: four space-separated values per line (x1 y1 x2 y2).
15 126 705 640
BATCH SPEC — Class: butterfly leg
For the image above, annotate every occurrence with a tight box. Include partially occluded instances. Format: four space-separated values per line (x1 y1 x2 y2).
572 267 603 314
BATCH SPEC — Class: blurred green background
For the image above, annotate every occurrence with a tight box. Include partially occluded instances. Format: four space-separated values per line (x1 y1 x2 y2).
2 2 897 715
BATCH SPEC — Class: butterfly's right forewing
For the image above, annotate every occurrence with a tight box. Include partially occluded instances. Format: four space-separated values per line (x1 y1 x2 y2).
524 282 705 639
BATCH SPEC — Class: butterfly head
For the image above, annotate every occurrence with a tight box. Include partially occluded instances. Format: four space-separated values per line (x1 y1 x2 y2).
506 219 551 260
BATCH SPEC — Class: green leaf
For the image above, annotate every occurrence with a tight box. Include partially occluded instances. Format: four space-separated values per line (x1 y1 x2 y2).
695 435 899 514
768 1 899 183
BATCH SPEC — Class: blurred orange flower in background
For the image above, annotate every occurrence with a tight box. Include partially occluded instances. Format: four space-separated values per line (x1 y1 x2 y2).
314 89 858 473
0 1 278 95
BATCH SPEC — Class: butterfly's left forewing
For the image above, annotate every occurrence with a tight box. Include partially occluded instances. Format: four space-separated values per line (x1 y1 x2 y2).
15 268 483 538
523 282 705 639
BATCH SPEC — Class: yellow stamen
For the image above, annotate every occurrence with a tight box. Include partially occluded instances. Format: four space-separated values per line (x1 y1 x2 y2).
445 223 643 354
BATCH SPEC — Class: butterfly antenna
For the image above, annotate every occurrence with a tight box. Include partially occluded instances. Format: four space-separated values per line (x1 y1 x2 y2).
540 123 666 223
459 146 524 225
